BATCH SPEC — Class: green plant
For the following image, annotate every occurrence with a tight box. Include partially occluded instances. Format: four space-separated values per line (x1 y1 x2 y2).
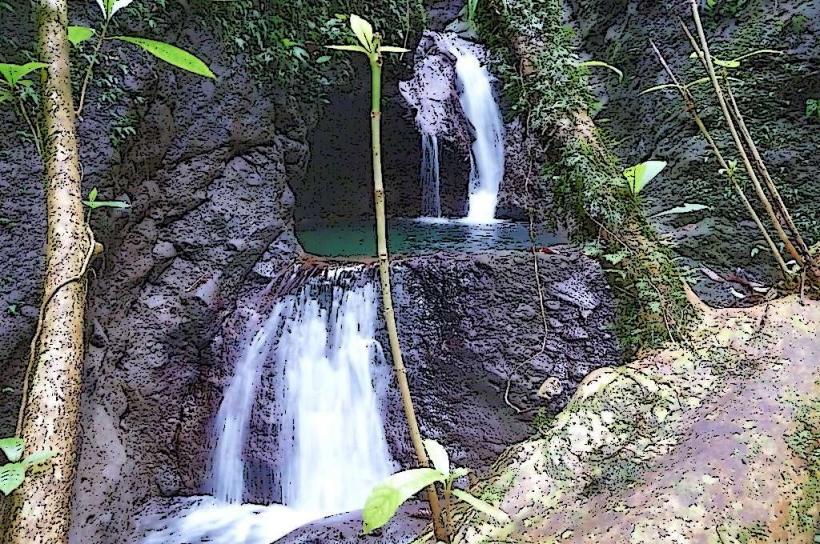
805 99 819 120
0 62 48 156
328 14 448 541
623 160 667 196
362 439 510 535
578 60 624 83
73 0 214 116
82 187 130 214
0 437 57 496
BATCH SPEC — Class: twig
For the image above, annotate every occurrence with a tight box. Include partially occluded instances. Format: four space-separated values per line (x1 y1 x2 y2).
648 40 790 278
16 225 96 436
683 8 804 268
723 79 812 261
15 96 43 157
76 18 109 118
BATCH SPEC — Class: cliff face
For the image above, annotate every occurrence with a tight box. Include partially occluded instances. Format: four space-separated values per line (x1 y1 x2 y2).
568 0 819 305
0 3 625 543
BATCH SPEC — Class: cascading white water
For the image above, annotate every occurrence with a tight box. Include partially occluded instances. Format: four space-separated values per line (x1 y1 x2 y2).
420 132 442 218
144 272 395 543
454 49 505 223
210 306 285 503
276 278 395 514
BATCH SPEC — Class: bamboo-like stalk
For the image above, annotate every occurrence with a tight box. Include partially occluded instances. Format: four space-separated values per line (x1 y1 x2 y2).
723 79 812 258
368 53 449 542
684 4 804 268
648 41 789 277
3 0 90 542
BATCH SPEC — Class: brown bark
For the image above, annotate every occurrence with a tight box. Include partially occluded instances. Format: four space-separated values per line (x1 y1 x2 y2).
3 0 90 542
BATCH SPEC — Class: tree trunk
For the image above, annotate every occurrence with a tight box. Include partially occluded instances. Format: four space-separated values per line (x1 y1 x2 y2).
3 0 89 542
368 55 448 542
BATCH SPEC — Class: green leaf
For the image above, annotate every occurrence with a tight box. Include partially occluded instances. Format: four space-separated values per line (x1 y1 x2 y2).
0 438 24 462
379 46 410 54
0 463 25 495
315 55 332 64
362 468 445 534
96 0 134 19
88 187 98 202
68 26 96 47
423 439 450 477
327 44 369 54
0 62 48 87
688 51 739 69
623 160 667 195
452 489 511 524
731 49 783 63
0 89 12 105
651 203 709 218
451 467 471 480
349 14 373 52
83 199 130 210
22 450 57 467
639 83 682 95
112 36 215 79
579 60 623 83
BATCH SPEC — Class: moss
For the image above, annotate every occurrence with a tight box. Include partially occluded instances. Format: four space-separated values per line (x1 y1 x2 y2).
479 0 693 353
785 388 820 534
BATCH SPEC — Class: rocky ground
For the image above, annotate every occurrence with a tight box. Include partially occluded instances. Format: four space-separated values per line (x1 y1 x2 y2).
433 295 819 543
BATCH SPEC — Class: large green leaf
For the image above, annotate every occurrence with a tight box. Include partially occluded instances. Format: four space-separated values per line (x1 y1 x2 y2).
0 62 48 87
327 44 368 54
112 36 215 79
0 437 24 462
623 160 667 195
0 463 25 495
452 489 511 524
349 14 373 52
423 439 449 477
68 26 96 47
362 468 444 534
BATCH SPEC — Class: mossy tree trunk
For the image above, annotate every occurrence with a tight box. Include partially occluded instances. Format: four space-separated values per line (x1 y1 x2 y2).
3 0 90 541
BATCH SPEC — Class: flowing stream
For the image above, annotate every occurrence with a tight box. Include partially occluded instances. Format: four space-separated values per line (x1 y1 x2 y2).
454 48 505 223
143 270 395 543
420 131 442 218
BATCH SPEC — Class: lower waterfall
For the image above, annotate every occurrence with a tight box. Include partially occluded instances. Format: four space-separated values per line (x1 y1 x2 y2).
142 269 396 543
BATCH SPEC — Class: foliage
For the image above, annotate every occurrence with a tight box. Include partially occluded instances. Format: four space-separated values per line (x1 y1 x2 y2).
0 437 57 496
806 99 819 120
82 187 130 212
479 0 693 352
195 0 425 97
362 439 510 535
704 0 749 18
578 60 623 83
110 36 215 79
623 160 667 196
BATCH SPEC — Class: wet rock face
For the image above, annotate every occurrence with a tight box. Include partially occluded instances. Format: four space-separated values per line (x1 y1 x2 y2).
0 8 311 543
383 249 619 472
567 0 820 303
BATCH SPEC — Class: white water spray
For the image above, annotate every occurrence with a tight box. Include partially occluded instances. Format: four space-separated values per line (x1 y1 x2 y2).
420 132 442 218
454 49 505 223
146 273 395 543
277 279 395 514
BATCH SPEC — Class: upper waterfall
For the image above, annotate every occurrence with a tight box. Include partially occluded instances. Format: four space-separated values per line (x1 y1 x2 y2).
453 48 505 223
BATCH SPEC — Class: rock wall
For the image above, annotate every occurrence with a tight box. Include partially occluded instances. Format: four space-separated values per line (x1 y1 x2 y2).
568 0 819 304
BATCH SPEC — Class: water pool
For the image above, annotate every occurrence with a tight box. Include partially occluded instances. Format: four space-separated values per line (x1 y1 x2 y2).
296 217 566 258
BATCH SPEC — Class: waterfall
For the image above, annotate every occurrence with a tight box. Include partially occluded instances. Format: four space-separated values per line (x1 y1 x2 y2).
420 132 442 218
210 306 285 503
276 277 395 515
154 270 397 543
454 49 505 223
